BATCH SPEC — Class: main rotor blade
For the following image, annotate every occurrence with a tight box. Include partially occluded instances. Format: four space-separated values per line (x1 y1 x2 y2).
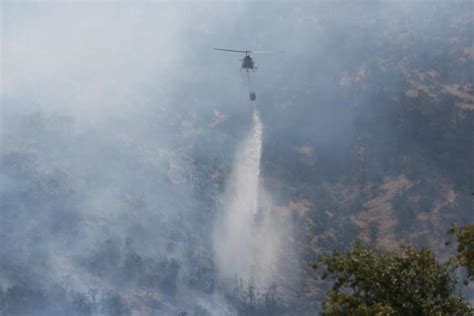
252 50 284 54
214 48 248 53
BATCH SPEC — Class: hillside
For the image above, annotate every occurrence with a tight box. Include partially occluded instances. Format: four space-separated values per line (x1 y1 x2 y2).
1 1 473 315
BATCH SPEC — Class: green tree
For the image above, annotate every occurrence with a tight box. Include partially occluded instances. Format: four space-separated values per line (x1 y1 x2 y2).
313 241 472 315
448 223 474 281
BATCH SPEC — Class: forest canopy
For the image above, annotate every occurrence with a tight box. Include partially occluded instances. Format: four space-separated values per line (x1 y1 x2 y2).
314 224 474 315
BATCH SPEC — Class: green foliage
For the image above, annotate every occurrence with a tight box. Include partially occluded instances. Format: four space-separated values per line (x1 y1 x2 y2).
314 241 472 316
449 223 474 281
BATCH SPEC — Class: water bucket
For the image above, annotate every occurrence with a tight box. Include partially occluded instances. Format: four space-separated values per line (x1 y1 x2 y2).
249 91 256 101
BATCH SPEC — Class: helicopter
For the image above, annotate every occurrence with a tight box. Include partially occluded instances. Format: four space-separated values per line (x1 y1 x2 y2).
213 48 281 72
214 48 281 101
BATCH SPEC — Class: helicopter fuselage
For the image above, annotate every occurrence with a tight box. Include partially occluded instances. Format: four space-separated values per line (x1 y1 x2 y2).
241 55 255 70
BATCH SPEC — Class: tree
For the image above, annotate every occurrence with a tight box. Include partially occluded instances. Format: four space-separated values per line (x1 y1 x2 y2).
72 289 98 316
1 283 47 316
100 293 131 316
448 223 474 281
158 258 181 297
313 241 472 315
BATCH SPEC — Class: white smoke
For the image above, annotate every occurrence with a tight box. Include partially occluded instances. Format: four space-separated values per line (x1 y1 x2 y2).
213 110 284 289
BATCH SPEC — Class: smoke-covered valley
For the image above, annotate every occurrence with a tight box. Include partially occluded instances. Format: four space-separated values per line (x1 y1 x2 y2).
1 1 473 315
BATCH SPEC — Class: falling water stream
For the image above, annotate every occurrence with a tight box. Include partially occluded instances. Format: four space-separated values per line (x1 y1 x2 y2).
231 109 262 219
214 109 281 289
